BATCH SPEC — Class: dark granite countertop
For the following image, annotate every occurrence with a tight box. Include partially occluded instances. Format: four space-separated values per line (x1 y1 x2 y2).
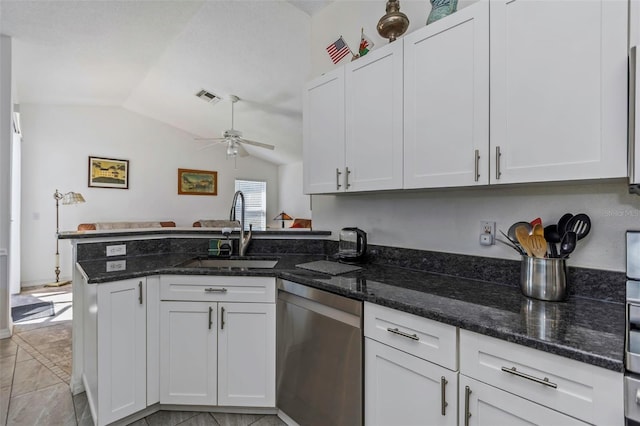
77 253 625 373
59 228 331 239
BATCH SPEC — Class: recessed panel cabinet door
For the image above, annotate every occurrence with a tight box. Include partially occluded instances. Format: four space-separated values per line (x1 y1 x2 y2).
459 375 587 426
96 278 147 426
303 67 346 194
365 338 457 426
404 1 489 188
345 41 404 191
218 302 276 407
490 0 627 184
160 301 217 405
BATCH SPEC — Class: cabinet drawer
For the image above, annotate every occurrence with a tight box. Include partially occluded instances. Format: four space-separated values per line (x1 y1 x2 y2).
159 275 275 303
364 302 457 370
459 329 623 425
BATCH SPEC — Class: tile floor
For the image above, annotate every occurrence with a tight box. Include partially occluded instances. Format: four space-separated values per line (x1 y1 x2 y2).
1 286 288 426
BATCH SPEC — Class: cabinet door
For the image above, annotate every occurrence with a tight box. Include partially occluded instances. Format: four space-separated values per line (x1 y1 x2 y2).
160 301 217 405
303 67 346 194
218 303 276 407
459 375 586 426
490 0 627 184
404 1 489 188
365 338 457 426
345 41 404 191
96 278 147 426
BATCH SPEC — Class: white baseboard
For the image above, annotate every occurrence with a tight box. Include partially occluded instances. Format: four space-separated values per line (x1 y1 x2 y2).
0 325 13 339
278 410 300 426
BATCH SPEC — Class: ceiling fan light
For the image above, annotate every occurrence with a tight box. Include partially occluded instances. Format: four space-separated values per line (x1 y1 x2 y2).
226 141 238 157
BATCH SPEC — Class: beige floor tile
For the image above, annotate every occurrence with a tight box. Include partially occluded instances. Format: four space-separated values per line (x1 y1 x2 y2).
11 358 62 398
249 416 287 426
145 410 199 426
57 357 72 375
177 413 219 426
0 386 10 426
0 356 15 389
14 348 31 364
211 413 263 426
6 382 75 426
73 391 93 426
32 341 72 366
128 419 149 426
0 340 17 360
15 323 71 348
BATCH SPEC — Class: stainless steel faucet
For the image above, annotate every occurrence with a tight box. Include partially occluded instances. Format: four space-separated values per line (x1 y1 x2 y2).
230 190 252 256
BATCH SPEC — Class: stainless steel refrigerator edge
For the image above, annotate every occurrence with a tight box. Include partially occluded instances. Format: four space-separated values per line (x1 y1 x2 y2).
277 280 363 426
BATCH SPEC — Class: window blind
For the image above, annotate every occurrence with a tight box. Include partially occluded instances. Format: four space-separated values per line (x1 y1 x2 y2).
234 179 266 231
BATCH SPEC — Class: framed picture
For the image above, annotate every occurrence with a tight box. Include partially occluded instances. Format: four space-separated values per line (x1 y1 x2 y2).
178 168 218 196
88 156 129 189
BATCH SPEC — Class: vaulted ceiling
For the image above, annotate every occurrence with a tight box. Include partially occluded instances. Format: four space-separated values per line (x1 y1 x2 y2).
1 1 331 165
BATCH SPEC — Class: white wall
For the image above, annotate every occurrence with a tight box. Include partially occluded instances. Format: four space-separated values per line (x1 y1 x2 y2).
308 1 640 273
0 35 13 337
277 162 312 222
20 104 279 286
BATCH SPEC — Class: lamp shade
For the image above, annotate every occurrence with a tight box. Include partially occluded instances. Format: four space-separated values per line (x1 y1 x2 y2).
62 192 85 205
273 211 293 221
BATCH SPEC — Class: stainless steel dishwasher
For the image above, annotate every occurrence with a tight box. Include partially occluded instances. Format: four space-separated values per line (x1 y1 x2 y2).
277 279 362 426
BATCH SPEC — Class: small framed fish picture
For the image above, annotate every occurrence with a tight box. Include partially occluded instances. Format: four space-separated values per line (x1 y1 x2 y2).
178 168 218 196
88 156 129 189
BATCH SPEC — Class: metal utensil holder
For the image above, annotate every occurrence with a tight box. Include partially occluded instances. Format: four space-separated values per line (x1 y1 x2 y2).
520 256 568 301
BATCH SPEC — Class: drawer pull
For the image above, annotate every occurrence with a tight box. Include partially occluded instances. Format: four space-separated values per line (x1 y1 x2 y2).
501 366 558 389
204 287 228 293
386 327 419 341
464 385 472 426
440 376 448 416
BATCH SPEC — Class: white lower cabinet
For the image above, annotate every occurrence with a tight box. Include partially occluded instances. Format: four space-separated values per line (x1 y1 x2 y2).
365 338 457 426
83 278 147 426
158 275 276 408
459 375 586 426
364 302 459 426
160 301 217 405
218 302 276 407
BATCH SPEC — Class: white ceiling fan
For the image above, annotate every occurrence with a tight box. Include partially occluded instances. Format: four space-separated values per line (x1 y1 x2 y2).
196 95 275 158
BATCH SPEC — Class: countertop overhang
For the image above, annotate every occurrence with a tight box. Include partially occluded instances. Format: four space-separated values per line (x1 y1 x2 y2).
76 252 625 373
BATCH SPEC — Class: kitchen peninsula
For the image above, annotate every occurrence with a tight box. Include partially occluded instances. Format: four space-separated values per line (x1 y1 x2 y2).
62 228 625 426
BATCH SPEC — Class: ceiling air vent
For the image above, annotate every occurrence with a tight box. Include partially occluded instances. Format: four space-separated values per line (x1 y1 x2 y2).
196 89 221 104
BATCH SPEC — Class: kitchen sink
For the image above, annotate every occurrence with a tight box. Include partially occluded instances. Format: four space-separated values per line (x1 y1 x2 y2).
177 258 279 269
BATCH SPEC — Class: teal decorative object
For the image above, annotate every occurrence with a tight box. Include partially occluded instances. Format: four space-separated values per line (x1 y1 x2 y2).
427 0 458 24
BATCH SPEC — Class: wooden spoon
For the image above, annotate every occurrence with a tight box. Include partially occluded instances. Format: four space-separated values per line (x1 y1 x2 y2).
515 225 533 257
532 223 544 237
529 235 547 258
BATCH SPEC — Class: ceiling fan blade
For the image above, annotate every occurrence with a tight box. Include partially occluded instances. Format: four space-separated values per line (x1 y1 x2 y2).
194 137 225 142
196 140 226 151
236 142 250 157
238 138 275 150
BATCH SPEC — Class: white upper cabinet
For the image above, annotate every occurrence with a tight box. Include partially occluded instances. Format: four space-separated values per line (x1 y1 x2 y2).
490 0 627 184
345 41 404 191
303 67 346 194
404 0 489 188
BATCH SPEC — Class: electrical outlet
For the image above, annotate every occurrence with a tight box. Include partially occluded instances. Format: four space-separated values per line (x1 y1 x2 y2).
479 221 496 246
106 260 126 272
106 244 126 257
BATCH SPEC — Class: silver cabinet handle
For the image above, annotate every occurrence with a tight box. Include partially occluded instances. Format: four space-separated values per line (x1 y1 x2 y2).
474 149 480 182
208 306 213 330
495 146 502 180
440 376 448 416
138 281 143 305
205 287 227 293
336 168 342 190
636 389 640 405
464 385 472 426
501 366 558 389
220 306 226 330
345 167 351 189
386 327 419 341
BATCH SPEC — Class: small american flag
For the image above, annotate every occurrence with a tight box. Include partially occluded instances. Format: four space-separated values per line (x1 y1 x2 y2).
326 37 351 64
